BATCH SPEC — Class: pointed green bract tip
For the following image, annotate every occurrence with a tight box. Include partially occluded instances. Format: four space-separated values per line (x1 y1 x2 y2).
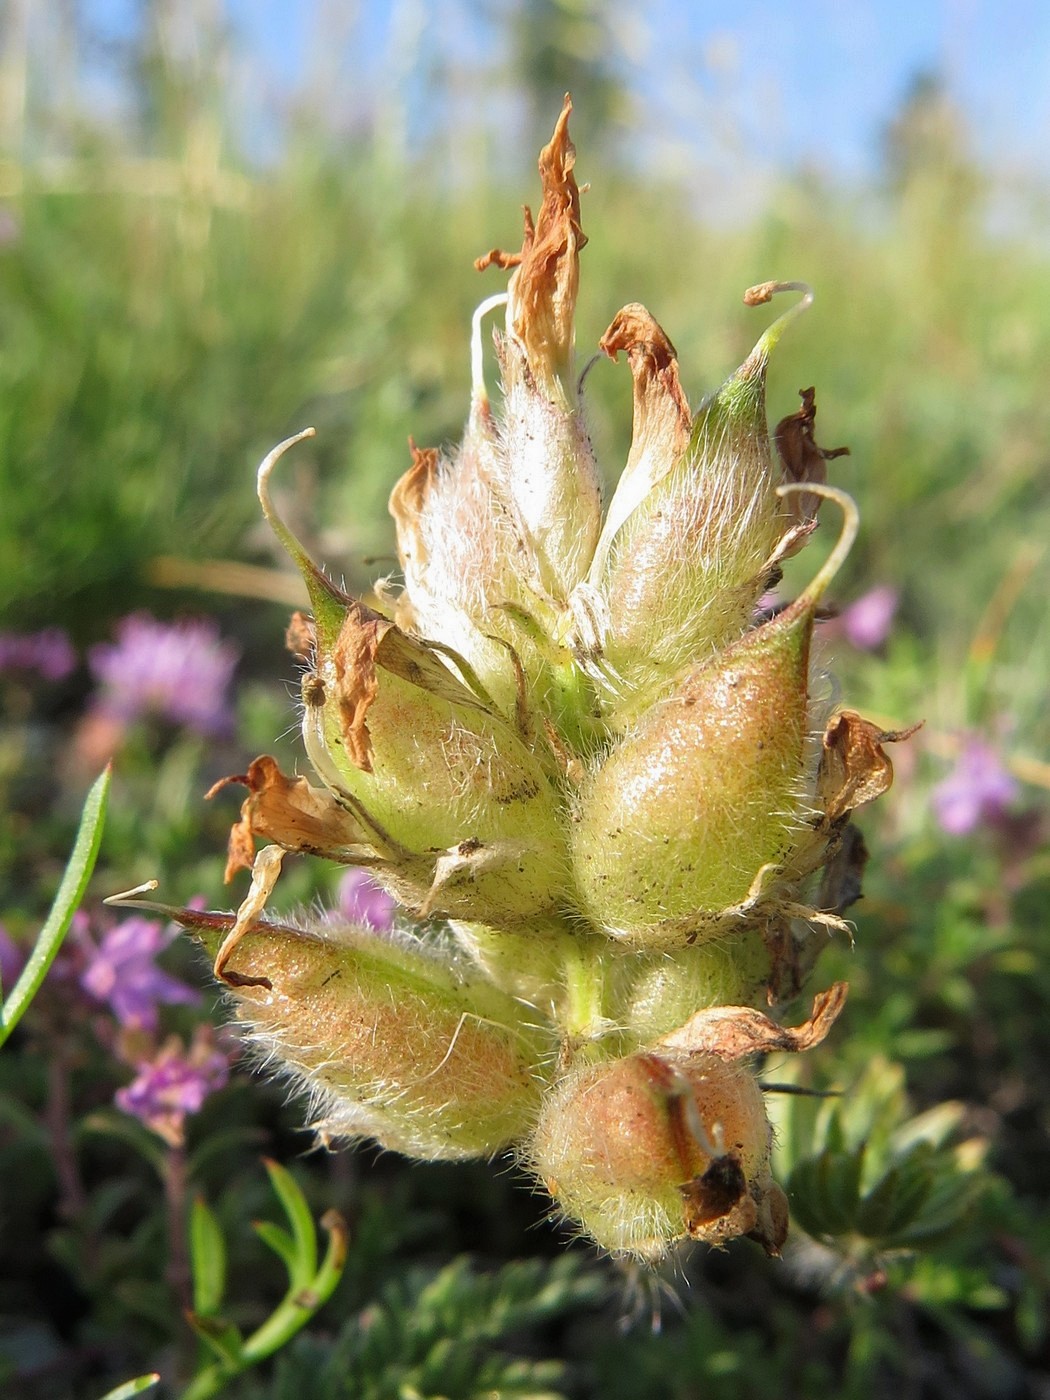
256 429 349 653
689 365 765 458
741 279 814 370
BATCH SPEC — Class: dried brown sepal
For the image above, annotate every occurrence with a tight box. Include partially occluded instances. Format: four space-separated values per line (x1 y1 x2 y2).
818 821 870 914
474 241 524 273
818 710 922 825
331 601 391 773
774 387 850 524
213 844 286 988
599 304 691 449
206 770 259 883
477 95 585 389
210 754 374 882
389 439 440 578
658 982 849 1061
285 611 316 662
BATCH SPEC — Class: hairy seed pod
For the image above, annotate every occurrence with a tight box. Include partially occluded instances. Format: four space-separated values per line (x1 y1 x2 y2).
572 488 858 947
572 602 812 944
188 911 555 1160
528 1049 778 1259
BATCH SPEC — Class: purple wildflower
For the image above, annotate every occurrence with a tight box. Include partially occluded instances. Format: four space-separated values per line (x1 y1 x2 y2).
819 586 899 651
931 738 1019 836
116 1027 231 1147
337 868 396 931
0 628 77 681
88 613 238 736
841 586 898 651
79 915 199 1031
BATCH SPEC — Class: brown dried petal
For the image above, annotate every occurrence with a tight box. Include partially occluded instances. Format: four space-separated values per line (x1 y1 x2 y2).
331 602 391 773
477 95 585 387
818 710 921 825
774 387 850 524
600 304 690 438
600 303 691 471
658 982 849 1061
389 439 440 579
209 754 374 882
583 306 694 588
286 610 316 661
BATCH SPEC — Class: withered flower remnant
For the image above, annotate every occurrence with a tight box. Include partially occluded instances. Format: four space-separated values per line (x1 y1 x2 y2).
136 99 910 1263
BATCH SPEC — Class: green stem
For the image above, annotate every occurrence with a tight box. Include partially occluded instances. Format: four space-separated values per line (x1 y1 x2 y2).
165 1142 193 1315
179 1212 348 1400
560 934 608 1049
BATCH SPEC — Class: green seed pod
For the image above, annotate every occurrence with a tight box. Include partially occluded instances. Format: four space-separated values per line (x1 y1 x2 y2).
305 599 570 925
528 1048 775 1260
526 985 845 1258
255 436 571 928
588 285 815 715
572 485 858 947
182 908 556 1161
612 932 771 1047
573 602 811 943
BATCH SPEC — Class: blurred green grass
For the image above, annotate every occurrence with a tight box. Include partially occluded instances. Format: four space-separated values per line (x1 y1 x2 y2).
2 62 1048 770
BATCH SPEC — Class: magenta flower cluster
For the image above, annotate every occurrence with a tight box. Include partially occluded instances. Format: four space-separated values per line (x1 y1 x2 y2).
79 915 200 1031
71 911 233 1143
116 1028 231 1148
819 585 899 651
88 613 239 736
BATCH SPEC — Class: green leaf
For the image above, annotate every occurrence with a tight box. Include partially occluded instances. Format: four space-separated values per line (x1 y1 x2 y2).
887 1168 986 1247
0 766 110 1048
96 1377 160 1400
786 1143 866 1240
787 1156 830 1239
262 1159 317 1287
856 1145 935 1239
190 1197 227 1318
818 1144 866 1235
253 1220 300 1276
178 1182 349 1400
186 1312 245 1368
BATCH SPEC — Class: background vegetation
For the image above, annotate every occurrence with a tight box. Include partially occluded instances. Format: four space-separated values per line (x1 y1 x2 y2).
2 3 1049 1396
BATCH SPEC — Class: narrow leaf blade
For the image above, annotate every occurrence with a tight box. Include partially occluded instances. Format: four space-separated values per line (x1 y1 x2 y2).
0 766 111 1048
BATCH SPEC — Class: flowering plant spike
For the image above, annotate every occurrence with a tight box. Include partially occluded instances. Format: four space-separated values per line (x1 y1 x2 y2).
151 97 910 1261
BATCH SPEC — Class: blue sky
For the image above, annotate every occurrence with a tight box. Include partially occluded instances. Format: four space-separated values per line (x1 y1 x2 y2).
637 0 1050 174
84 0 1050 197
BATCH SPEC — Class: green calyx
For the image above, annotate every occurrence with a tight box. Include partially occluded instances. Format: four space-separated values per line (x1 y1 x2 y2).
572 484 859 945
